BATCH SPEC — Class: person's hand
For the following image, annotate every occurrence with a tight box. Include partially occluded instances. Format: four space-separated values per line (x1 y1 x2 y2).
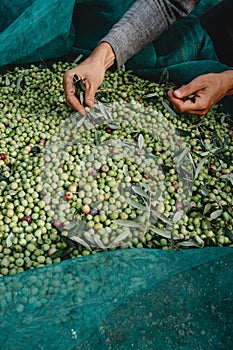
167 71 233 115
63 42 115 115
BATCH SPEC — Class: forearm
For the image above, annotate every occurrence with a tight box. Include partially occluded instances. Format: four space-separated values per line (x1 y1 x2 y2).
88 42 115 71
100 0 199 68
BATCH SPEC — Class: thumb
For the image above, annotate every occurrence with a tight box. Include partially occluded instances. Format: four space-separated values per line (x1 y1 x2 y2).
173 83 195 99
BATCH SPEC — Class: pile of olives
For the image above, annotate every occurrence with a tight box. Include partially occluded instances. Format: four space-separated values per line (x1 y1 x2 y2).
0 61 232 276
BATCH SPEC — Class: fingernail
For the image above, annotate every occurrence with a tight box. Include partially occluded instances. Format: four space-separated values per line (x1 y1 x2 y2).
174 89 181 97
86 99 94 108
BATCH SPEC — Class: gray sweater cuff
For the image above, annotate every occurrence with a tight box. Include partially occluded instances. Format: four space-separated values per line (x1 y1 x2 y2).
100 0 199 69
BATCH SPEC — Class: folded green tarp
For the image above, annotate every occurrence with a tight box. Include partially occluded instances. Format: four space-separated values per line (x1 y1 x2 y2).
0 0 229 78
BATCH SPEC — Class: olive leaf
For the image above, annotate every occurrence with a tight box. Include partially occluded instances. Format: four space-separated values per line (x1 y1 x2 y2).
73 74 83 93
16 75 24 93
138 134 144 150
178 164 194 182
132 185 148 198
194 157 207 179
161 99 177 117
212 147 225 155
97 102 110 121
200 184 209 196
93 131 100 146
203 203 211 215
123 164 130 177
87 108 100 120
76 116 86 128
0 175 9 182
109 230 131 247
104 107 113 121
83 234 96 247
141 183 151 192
142 92 159 99
73 54 83 64
223 136 229 148
84 118 94 130
175 128 192 137
220 114 226 124
149 227 179 240
108 124 120 130
225 228 233 242
69 218 87 238
112 219 142 228
125 198 147 211
187 152 196 173
99 96 109 103
152 190 163 203
61 246 74 259
179 240 202 248
151 210 173 227
159 68 169 85
182 94 196 103
93 236 106 249
60 235 78 248
195 235 204 247
63 221 77 231
176 148 188 165
6 233 14 247
210 209 223 220
50 249 65 259
79 79 86 92
70 112 80 124
173 210 184 223
5 76 10 86
201 151 210 157
220 173 233 185
79 91 84 105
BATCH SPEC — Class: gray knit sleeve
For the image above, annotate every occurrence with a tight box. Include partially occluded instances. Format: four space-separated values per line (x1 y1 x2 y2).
100 0 199 68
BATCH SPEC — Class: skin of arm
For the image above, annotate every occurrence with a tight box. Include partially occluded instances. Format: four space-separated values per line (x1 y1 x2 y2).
167 70 233 115
63 0 199 113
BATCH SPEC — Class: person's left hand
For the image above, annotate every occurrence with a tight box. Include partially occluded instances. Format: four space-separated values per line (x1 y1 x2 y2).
167 71 233 115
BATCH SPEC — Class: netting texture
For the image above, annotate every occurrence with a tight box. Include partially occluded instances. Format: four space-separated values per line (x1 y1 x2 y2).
1 248 232 349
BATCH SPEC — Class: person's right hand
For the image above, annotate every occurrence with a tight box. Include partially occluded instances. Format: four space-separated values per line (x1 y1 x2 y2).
167 71 233 115
63 42 115 115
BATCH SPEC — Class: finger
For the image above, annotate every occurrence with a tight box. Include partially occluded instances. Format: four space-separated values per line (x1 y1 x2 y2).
178 107 207 115
172 83 198 99
173 101 207 115
63 72 86 115
66 91 86 115
63 71 75 94
168 92 206 115
84 79 97 108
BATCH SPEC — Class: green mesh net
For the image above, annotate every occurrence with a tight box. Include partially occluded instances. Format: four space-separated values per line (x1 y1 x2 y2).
1 248 233 349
